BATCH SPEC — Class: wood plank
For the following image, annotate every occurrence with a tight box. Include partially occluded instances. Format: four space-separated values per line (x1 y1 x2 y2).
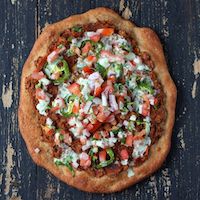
0 0 38 199
0 0 199 199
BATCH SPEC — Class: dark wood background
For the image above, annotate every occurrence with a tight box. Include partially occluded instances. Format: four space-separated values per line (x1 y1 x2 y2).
0 0 199 199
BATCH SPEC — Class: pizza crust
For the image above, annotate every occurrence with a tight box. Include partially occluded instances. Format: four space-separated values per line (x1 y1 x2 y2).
18 7 177 193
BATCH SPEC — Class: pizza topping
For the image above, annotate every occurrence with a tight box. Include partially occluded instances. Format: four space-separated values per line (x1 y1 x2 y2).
26 23 166 177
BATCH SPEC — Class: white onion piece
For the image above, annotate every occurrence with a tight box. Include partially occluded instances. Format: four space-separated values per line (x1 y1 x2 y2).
80 152 89 160
83 101 92 114
82 129 91 137
93 97 101 105
109 94 118 111
101 92 108 107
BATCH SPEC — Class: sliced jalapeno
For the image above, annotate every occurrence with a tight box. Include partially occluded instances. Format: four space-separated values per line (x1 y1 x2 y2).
96 148 115 169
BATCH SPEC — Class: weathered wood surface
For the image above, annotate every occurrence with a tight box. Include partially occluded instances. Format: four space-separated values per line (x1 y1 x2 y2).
0 0 200 199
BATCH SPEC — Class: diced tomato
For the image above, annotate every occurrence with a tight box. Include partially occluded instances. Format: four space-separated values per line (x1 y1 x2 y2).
72 101 79 114
144 147 149 157
47 46 66 63
154 98 158 105
142 106 149 117
94 86 103 97
106 114 115 123
67 83 81 96
130 60 136 67
92 105 99 115
36 56 47 69
86 123 94 131
31 71 45 80
101 50 113 57
64 133 72 144
82 42 92 54
120 149 129 160
51 71 61 80
99 150 107 162
83 66 93 74
133 130 146 141
141 96 150 116
108 75 116 83
93 131 101 140
99 28 114 36
96 109 110 122
106 80 114 93
35 88 47 100
90 34 100 42
86 121 101 133
117 96 125 103
43 126 54 136
86 55 96 62
80 137 87 145
47 129 54 135
126 135 133 147
50 106 60 113
80 152 91 169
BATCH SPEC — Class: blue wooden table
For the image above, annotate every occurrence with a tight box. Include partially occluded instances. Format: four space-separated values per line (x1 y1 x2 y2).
0 0 199 199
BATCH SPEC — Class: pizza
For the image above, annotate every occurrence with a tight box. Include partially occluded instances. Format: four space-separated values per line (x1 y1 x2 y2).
18 8 177 193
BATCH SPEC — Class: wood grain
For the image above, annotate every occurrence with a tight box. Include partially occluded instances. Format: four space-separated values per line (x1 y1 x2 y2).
0 0 199 199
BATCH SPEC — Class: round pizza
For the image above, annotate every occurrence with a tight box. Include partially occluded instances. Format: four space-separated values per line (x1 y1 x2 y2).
18 8 177 193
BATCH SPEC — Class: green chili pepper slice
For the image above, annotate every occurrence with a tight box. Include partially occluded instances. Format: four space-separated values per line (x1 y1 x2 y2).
44 59 70 84
96 148 115 169
55 159 75 176
53 59 70 84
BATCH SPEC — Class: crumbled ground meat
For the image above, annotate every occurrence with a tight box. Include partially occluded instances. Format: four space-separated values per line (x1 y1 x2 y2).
52 145 62 158
71 139 82 153
105 164 122 175
47 83 58 99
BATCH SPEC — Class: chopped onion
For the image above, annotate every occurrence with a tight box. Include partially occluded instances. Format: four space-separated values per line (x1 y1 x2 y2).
101 92 108 106
93 97 101 105
109 94 118 111
83 101 92 114
79 152 89 160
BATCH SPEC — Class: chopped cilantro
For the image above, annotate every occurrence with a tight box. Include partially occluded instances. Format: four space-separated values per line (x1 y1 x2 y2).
71 26 82 32
95 63 107 79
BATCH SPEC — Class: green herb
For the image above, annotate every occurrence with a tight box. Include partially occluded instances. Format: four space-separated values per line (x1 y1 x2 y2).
94 42 104 55
67 36 73 42
95 63 107 79
121 137 126 144
60 101 74 118
121 106 129 113
71 26 82 32
59 134 64 141
111 128 123 135
138 78 154 94
35 82 42 89
65 161 75 176
120 42 132 52
136 119 144 125
87 95 94 101
96 149 115 169
113 63 123 78
66 49 74 57
154 105 158 110
127 121 135 131
46 105 52 110
57 44 64 49
114 83 123 92
54 159 75 176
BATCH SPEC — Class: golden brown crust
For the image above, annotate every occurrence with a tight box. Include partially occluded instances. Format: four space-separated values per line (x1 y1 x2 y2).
18 7 177 193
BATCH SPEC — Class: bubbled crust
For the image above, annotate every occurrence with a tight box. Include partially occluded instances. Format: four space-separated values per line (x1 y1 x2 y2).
18 7 177 193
